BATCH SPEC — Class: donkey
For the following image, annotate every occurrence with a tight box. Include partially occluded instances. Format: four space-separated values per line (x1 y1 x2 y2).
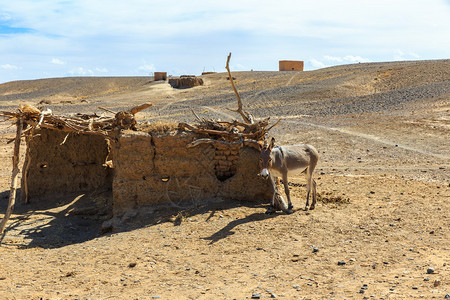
259 137 319 214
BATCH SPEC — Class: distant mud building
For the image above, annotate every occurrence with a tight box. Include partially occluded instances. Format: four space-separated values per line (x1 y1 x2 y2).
154 72 167 81
279 60 304 71
169 75 204 89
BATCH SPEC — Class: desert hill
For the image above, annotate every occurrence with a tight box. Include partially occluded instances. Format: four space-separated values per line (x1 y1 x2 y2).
1 59 449 109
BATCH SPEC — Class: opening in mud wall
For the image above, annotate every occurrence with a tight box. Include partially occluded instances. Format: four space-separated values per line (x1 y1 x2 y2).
214 143 240 181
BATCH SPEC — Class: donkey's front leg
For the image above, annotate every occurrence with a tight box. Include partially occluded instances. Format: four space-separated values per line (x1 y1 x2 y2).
265 175 278 214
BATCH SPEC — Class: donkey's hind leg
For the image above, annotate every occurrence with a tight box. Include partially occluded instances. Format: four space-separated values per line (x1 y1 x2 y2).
281 174 294 212
305 168 313 211
309 178 317 210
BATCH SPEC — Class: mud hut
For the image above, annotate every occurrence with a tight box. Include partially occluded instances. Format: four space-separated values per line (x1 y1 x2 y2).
0 53 277 233
279 60 304 71
154 72 167 81
0 102 274 231
169 75 204 89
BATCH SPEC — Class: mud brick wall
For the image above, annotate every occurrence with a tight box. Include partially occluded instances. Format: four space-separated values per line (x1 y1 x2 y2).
112 131 272 216
22 128 112 199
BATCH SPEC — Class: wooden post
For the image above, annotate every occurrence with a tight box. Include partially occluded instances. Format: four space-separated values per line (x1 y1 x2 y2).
21 126 34 204
0 118 23 234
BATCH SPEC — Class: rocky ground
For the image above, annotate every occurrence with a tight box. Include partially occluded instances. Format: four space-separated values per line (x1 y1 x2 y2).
0 59 449 299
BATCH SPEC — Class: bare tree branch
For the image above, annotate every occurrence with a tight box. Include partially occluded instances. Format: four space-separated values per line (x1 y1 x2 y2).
225 52 253 124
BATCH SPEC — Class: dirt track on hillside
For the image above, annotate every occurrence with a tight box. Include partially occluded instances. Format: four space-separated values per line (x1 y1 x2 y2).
0 60 449 299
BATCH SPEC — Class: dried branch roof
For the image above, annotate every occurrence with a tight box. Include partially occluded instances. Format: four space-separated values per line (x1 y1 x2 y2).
0 104 153 140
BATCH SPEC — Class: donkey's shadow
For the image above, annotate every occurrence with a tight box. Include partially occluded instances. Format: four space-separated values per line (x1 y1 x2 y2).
203 211 282 244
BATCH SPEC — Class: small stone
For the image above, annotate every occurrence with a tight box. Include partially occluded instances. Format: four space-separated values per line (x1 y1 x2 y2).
372 263 377 269
251 292 261 299
128 262 137 268
292 284 300 289
412 286 418 290
445 294 450 298
427 267 435 274
270 293 277 298
433 280 440 287
338 261 346 266
312 246 319 253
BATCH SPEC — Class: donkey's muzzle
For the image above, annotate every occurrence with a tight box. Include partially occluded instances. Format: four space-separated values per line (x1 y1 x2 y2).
260 168 270 179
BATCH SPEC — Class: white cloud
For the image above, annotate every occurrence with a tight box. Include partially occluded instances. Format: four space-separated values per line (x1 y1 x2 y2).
232 63 248 71
1 64 20 70
138 63 155 73
393 50 421 61
324 55 371 63
95 67 108 73
51 58 65 65
308 59 326 69
0 12 12 21
68 67 94 76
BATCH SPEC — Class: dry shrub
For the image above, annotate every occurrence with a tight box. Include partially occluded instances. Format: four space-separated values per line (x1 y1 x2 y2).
317 191 350 205
139 120 179 133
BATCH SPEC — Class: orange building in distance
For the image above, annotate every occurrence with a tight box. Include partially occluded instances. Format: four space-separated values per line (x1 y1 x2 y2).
279 60 304 71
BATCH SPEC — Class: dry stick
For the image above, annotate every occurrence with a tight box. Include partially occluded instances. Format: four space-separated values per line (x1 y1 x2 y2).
187 138 244 148
130 103 152 115
0 118 23 234
190 108 202 122
98 106 117 114
60 133 70 145
22 126 34 204
225 53 253 124
266 118 282 132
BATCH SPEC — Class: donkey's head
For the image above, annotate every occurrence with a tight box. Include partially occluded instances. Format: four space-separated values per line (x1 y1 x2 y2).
259 137 275 179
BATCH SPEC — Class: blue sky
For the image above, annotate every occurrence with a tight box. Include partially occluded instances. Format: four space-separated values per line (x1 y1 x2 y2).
1 0 449 83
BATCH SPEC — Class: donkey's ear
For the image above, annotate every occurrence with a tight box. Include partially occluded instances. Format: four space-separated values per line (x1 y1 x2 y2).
269 137 275 149
257 140 264 150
